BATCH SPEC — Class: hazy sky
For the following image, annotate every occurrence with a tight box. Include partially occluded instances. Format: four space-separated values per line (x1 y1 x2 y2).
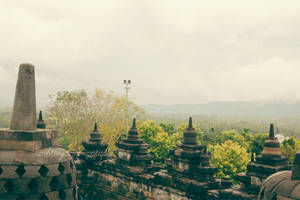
1 0 300 106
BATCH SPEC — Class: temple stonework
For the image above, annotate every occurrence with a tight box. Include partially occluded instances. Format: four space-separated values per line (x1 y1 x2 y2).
220 124 289 199
76 118 232 199
0 64 77 200
258 150 300 199
116 118 153 168
165 117 222 199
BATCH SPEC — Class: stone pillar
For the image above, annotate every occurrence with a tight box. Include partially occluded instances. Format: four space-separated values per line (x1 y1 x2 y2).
10 63 36 130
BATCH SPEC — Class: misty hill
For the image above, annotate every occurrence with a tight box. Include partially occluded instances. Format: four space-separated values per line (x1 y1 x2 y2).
143 101 300 119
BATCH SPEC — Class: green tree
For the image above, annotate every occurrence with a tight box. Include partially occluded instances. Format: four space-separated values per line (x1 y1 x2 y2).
209 140 250 182
248 133 268 155
281 137 298 164
159 122 176 135
215 130 249 149
0 106 11 128
137 120 182 164
47 89 145 152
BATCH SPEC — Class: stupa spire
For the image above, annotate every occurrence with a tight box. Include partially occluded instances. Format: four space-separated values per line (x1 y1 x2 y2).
10 63 36 130
183 117 197 145
269 124 275 139
132 118 136 129
93 122 98 132
188 117 193 129
89 123 102 142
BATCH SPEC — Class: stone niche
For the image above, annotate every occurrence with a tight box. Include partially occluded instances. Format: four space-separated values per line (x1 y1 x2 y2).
0 63 77 200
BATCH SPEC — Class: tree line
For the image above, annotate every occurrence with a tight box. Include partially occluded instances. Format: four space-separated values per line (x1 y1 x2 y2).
0 89 299 183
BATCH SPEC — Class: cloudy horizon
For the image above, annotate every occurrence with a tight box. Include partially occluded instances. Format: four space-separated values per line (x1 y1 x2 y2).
1 0 300 107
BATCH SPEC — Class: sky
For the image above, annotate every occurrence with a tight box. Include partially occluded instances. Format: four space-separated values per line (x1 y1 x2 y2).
1 0 300 107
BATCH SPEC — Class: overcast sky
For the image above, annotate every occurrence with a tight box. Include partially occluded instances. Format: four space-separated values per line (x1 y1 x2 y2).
1 0 300 107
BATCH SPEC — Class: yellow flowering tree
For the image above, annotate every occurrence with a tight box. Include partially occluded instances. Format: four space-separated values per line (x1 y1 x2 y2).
47 89 145 152
209 140 250 181
137 120 182 164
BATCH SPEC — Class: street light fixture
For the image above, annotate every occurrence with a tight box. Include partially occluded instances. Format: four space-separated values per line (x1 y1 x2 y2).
123 80 131 136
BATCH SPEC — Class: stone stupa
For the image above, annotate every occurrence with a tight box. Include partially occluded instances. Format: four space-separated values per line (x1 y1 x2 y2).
221 124 289 199
165 117 220 199
0 64 77 200
116 118 152 168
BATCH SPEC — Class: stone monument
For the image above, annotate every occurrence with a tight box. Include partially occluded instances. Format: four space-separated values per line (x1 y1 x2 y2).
221 124 289 199
165 117 220 199
80 123 109 164
116 118 153 170
0 64 77 200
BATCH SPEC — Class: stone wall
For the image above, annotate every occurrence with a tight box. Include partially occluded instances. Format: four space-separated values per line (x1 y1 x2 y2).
73 119 231 200
73 122 292 200
74 157 234 200
76 159 190 200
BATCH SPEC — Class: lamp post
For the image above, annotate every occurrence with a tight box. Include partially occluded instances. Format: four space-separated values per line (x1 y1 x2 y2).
123 80 131 136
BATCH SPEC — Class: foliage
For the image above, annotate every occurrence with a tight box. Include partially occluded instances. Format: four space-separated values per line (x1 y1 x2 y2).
47 89 145 152
0 106 10 128
248 133 268 155
137 120 206 164
137 120 182 163
280 137 300 164
209 140 250 182
159 122 176 135
210 129 267 155
214 130 249 149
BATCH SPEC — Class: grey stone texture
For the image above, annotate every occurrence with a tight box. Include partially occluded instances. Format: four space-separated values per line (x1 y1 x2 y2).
219 124 290 199
75 118 230 200
0 63 78 200
10 63 37 131
258 150 300 200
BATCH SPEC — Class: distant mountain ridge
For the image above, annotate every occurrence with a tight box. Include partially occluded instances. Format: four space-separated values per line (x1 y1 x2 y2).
143 101 300 119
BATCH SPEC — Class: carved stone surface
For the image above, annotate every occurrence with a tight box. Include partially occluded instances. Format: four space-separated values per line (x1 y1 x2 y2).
0 63 78 199
116 118 152 167
80 123 109 164
75 118 233 199
167 117 217 183
10 63 36 130
258 150 300 200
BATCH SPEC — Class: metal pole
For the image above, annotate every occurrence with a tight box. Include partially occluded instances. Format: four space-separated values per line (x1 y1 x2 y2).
125 85 129 135
123 80 131 136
